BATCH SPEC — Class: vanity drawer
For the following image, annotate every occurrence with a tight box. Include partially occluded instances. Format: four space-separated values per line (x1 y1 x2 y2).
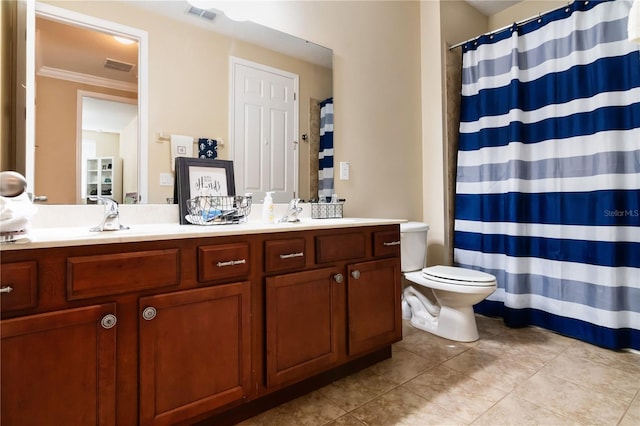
67 249 180 300
265 238 306 272
199 242 250 282
373 230 401 257
315 232 366 264
1 261 38 312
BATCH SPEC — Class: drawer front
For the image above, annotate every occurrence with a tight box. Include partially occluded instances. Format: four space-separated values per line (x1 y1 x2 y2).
1 261 38 312
199 242 250 282
316 232 366 264
67 249 180 300
373 230 401 257
264 238 306 272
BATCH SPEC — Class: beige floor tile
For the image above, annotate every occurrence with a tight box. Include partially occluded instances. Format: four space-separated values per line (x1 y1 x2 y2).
563 341 640 376
368 347 434 385
237 390 346 426
513 371 629 425
472 394 581 426
395 327 472 365
402 365 507 423
241 315 638 426
317 368 397 412
350 386 467 426
619 393 640 426
442 346 538 392
324 413 367 426
540 352 640 404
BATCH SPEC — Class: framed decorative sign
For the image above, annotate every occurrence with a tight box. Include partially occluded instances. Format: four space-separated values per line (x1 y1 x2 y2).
174 158 235 224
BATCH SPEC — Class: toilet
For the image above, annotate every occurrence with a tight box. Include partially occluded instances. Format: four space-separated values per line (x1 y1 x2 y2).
400 222 497 342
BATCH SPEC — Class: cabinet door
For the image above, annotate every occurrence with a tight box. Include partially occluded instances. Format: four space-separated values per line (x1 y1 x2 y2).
1 303 117 426
347 258 402 356
139 282 251 426
266 267 341 387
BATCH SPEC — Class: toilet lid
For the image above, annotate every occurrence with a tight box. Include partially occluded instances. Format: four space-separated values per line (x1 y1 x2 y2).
422 265 496 287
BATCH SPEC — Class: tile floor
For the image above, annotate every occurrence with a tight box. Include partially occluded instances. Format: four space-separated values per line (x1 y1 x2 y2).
239 315 640 426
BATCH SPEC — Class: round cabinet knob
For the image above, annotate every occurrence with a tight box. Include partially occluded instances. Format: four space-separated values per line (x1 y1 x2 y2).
101 314 117 329
142 307 157 321
334 273 344 283
351 270 361 279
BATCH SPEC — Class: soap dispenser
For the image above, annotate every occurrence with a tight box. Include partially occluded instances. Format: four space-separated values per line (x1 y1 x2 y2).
262 191 274 224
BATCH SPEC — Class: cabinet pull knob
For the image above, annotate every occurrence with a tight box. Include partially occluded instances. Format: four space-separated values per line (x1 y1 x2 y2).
279 252 304 259
142 307 157 321
101 314 117 329
217 259 247 267
334 273 344 283
383 241 401 246
351 270 361 279
0 286 14 294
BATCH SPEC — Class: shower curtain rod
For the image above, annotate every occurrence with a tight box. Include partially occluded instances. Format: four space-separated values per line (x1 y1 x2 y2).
448 1 573 50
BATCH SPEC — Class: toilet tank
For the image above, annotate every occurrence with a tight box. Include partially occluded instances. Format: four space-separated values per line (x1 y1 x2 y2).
400 222 430 272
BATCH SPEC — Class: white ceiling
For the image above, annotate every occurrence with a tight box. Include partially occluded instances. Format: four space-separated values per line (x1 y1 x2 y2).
82 97 138 133
125 0 332 68
465 0 524 16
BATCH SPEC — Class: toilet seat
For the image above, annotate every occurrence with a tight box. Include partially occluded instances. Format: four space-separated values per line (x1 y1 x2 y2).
421 265 496 287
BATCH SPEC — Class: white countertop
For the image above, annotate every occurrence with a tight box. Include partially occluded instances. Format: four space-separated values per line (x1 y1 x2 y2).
1 204 405 250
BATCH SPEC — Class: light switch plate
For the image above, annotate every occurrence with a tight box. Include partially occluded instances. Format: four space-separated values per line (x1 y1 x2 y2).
339 162 350 180
159 173 173 186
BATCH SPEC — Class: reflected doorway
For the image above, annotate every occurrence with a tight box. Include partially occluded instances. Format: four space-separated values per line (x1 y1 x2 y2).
77 93 137 204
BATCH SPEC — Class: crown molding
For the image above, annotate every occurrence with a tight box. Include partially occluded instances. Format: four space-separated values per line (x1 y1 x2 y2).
37 66 137 93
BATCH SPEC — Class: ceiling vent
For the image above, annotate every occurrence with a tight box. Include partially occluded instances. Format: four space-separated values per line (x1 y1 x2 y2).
104 58 135 73
186 6 217 21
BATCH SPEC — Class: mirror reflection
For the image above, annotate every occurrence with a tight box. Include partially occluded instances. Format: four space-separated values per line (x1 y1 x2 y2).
8 0 333 205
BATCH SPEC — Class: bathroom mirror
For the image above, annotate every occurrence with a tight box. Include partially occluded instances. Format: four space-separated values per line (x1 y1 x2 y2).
7 0 332 204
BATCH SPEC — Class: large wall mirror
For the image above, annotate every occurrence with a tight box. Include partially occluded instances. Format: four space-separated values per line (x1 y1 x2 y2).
3 0 333 205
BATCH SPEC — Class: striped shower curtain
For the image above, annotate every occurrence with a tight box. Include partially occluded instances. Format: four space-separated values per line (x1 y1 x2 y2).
318 97 334 201
455 0 640 349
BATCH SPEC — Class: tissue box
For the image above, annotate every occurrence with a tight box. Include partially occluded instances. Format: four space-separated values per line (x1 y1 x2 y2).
311 203 344 219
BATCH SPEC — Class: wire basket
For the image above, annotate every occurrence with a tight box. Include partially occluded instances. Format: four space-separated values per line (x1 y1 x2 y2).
311 202 344 219
185 195 252 225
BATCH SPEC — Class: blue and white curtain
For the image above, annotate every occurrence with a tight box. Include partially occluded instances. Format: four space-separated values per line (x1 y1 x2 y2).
319 97 334 201
455 0 640 349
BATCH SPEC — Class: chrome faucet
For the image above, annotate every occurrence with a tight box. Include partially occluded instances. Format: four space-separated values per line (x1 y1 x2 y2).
279 198 303 223
89 196 129 232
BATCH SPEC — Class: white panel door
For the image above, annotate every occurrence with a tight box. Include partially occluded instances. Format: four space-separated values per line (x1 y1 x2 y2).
232 58 298 203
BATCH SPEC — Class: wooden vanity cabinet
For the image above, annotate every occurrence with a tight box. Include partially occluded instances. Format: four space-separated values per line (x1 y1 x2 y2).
139 282 251 426
264 226 402 389
1 303 117 426
0 224 401 425
265 267 342 387
347 258 402 356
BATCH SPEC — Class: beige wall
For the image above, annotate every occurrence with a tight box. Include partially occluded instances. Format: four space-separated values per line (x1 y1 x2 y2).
247 1 424 222
490 0 566 29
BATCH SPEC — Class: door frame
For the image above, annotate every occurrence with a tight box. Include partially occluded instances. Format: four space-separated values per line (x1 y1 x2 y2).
229 56 299 201
26 0 149 202
76 91 137 203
